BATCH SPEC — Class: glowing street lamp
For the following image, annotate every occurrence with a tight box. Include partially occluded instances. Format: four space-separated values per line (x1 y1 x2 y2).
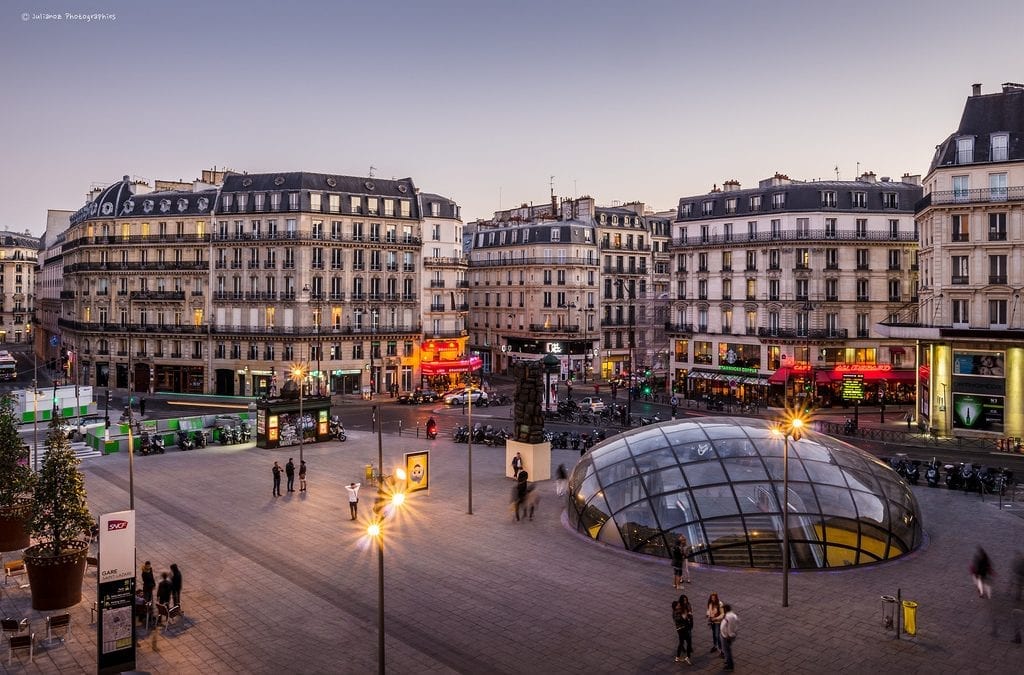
771 407 809 608
290 364 308 466
365 483 407 675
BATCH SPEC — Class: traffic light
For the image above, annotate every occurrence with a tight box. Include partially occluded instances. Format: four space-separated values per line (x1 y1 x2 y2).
107 391 113 403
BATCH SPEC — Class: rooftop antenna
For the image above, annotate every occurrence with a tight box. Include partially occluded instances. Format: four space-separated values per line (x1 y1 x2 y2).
856 161 860 176
834 165 840 180
550 175 555 201
369 165 377 178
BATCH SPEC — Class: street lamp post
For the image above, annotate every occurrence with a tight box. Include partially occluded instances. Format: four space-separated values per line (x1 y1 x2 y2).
365 480 407 675
291 365 307 467
615 280 636 427
772 409 808 608
304 284 324 397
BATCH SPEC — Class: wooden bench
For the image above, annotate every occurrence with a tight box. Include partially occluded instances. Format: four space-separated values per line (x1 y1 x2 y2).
3 560 28 588
7 633 34 666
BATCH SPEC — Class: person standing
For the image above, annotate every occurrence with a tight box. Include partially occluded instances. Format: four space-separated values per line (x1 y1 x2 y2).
671 539 683 590
285 458 296 492
345 482 361 520
970 546 994 598
706 592 725 655
679 535 692 584
141 561 156 606
140 397 147 417
555 463 568 496
299 460 307 492
720 603 739 671
169 563 182 608
272 461 283 497
672 595 694 664
511 451 524 478
156 572 173 614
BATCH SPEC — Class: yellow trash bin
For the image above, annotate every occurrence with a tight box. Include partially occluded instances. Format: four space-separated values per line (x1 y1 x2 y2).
901 600 918 636
365 464 374 482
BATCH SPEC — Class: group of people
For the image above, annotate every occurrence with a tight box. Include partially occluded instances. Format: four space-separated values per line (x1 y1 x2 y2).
667 536 740 670
136 561 183 626
672 590 739 670
271 458 308 497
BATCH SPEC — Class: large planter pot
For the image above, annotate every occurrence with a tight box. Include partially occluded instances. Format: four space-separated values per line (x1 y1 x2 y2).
0 498 32 552
24 540 89 610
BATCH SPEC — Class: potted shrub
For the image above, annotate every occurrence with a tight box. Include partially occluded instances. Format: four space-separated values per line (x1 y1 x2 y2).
24 414 94 610
0 393 35 551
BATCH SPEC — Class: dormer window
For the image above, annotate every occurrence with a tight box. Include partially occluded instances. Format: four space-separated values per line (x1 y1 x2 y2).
611 215 619 225
991 133 1009 162
600 213 607 224
882 192 898 209
956 137 974 164
702 200 715 215
725 198 737 214
771 193 785 209
852 192 867 208
680 204 692 218
820 191 836 208
749 195 761 210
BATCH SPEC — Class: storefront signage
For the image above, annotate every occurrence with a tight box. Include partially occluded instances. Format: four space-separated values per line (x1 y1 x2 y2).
546 342 564 354
97 510 136 674
841 374 865 401
835 363 892 373
791 362 812 373
719 365 758 375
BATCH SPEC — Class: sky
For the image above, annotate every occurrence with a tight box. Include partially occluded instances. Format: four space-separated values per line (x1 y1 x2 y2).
2 0 1024 236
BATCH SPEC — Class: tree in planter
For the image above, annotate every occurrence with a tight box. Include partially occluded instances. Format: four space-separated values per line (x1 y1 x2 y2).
24 414 95 609
0 392 35 551
29 414 95 556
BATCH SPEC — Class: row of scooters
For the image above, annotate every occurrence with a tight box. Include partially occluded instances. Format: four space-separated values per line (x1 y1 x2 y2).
452 423 511 446
888 455 1015 494
139 425 252 455
546 429 608 452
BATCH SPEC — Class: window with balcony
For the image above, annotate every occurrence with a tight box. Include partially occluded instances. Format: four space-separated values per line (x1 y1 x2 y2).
825 278 838 302
989 254 1007 284
856 279 869 302
721 251 732 272
888 279 901 302
951 214 969 241
747 220 757 240
795 279 808 301
990 172 1008 201
988 212 1007 240
855 218 868 238
796 218 810 238
746 278 756 301
825 217 837 238
856 313 869 338
770 219 781 239
889 219 900 239
769 279 780 301
745 250 757 271
887 249 901 270
951 256 969 284
952 175 970 202
825 248 838 270
795 248 809 270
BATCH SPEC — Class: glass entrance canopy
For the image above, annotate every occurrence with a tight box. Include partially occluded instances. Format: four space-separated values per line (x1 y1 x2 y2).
567 417 922 568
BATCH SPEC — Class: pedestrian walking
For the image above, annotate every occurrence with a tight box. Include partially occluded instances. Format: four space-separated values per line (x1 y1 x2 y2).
141 561 156 605
523 482 540 520
299 460 307 492
511 451 524 478
555 463 568 496
679 535 692 584
905 411 912 431
156 572 172 613
594 383 600 396
671 539 683 589
970 546 994 598
720 603 739 671
169 563 182 608
514 472 529 521
272 461 283 497
706 592 725 655
1012 550 1024 601
285 458 296 492
345 482 361 520
140 397 147 416
672 595 694 664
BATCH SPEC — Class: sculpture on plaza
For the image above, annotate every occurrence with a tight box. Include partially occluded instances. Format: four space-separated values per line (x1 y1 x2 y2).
512 361 545 444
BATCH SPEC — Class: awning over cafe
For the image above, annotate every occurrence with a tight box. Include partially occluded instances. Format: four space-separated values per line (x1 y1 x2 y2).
420 355 483 375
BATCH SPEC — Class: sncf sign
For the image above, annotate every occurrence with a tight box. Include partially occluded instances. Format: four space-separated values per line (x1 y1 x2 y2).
107 520 129 531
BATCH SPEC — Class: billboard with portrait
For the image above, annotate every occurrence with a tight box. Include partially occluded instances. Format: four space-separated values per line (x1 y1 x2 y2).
404 451 429 493
952 351 1005 377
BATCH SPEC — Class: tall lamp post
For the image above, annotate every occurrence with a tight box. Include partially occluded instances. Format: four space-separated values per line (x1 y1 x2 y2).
615 280 636 426
291 364 308 467
303 284 324 396
771 408 808 608
366 478 407 675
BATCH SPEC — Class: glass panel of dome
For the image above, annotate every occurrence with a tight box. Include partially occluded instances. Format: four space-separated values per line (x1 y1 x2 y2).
823 544 861 567
721 457 769 482
755 436 785 457
603 476 649 514
663 425 712 448
860 521 897 557
784 482 820 514
574 466 601 502
734 482 777 513
849 489 885 524
672 439 717 463
657 490 697 530
598 458 639 488
712 436 760 458
633 446 679 475
691 485 741 519
699 422 749 439
579 493 612 536
811 484 858 519
591 440 632 470
680 459 728 486
618 506 665 551
841 467 881 493
641 466 685 496
762 456 811 483
791 440 833 463
802 459 848 486
625 427 670 458
596 519 625 547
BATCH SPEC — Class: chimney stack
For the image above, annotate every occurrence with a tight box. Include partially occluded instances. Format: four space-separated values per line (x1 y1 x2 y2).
972 83 982 96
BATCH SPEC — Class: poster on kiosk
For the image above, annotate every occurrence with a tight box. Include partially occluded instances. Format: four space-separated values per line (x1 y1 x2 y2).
98 510 136 674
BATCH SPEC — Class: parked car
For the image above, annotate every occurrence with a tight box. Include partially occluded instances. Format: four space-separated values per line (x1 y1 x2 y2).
579 397 606 412
417 390 441 404
444 389 489 406
397 392 418 404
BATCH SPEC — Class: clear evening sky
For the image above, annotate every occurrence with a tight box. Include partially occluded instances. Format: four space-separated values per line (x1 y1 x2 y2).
2 0 1023 234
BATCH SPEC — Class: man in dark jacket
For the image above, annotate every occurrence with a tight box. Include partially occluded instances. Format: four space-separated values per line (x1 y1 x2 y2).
156 572 173 619
285 458 296 492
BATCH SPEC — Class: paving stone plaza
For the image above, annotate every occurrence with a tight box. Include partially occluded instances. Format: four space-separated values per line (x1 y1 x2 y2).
2 425 1022 674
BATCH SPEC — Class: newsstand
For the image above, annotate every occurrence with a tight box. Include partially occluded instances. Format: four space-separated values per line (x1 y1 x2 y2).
255 395 333 449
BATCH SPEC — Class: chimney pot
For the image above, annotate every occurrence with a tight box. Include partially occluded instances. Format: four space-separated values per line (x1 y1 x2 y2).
972 83 982 96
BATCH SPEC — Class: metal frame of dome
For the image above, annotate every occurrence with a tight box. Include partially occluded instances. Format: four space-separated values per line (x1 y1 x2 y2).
567 416 923 569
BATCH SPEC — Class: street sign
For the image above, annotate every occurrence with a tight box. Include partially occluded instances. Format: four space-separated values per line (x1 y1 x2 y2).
841 374 865 401
49 335 59 347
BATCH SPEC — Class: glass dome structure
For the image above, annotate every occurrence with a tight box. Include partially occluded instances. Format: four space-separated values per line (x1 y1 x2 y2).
567 417 922 569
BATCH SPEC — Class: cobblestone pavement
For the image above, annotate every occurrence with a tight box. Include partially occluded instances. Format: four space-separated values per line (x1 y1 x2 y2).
2 422 1022 674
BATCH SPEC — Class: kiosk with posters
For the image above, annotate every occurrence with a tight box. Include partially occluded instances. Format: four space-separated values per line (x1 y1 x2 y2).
255 396 333 449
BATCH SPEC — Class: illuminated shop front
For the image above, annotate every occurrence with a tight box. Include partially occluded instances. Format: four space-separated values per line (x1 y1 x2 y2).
419 338 474 390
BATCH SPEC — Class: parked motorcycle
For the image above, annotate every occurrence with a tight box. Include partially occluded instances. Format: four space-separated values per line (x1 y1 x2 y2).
176 430 195 451
239 423 252 443
925 458 941 487
195 430 208 448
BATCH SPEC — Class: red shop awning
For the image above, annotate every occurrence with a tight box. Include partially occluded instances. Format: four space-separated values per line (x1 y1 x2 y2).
768 367 790 384
815 370 834 385
420 355 483 376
